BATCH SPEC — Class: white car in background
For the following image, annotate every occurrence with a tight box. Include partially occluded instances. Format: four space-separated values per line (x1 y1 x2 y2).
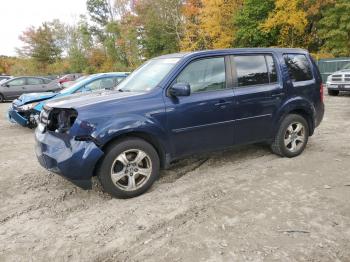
326 63 350 96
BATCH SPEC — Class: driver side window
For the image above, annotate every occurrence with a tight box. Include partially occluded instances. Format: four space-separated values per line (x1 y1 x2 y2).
8 78 26 86
175 57 226 93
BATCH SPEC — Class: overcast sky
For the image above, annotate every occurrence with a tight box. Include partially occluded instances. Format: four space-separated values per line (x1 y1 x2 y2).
0 0 87 56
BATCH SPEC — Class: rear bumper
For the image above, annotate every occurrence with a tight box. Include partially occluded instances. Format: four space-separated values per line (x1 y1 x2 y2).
34 129 104 189
8 105 29 126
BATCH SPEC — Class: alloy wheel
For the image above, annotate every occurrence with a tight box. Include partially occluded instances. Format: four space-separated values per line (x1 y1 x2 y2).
110 149 152 191
284 122 306 153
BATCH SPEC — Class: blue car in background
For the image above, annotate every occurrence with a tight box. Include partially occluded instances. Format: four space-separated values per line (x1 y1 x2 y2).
8 72 129 128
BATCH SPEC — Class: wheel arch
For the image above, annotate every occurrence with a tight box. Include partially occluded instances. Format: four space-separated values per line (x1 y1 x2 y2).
287 108 314 135
94 130 168 177
274 99 316 137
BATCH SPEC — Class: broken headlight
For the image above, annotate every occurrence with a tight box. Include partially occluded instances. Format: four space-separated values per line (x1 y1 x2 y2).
17 102 38 112
46 108 78 133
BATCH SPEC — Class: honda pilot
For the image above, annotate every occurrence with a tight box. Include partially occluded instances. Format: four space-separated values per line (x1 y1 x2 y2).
35 48 324 198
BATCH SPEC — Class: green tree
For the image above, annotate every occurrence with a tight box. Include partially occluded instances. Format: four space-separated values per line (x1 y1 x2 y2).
234 0 277 47
318 0 350 56
18 22 63 67
136 0 183 58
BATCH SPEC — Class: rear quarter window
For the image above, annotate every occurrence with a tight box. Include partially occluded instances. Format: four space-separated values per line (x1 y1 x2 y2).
284 54 313 82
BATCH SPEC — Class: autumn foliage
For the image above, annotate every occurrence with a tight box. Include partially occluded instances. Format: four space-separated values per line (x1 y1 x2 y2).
0 0 348 76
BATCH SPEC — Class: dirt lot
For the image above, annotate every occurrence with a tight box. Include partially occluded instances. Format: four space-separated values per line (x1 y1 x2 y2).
0 94 350 262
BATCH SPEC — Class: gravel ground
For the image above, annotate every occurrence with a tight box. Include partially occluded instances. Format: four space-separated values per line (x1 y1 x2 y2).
0 93 349 262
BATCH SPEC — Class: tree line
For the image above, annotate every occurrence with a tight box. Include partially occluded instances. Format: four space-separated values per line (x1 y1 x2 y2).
0 0 349 76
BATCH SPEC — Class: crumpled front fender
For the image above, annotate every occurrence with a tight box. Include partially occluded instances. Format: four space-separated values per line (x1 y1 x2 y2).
35 129 104 189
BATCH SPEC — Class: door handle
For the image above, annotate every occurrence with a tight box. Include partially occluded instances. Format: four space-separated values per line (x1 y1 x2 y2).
215 100 231 106
214 100 232 109
271 92 285 98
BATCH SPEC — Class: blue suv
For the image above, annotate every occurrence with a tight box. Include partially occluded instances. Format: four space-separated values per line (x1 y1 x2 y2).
35 48 324 198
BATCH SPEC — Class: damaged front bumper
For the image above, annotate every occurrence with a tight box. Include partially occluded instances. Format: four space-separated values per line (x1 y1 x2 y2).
8 105 29 126
34 129 104 189
8 104 40 127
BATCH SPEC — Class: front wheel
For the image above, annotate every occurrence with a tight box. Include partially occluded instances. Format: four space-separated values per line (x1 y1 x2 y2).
97 137 160 198
0 94 4 103
271 114 309 158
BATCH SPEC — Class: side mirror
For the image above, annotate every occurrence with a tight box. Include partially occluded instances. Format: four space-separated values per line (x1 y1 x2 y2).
169 83 191 97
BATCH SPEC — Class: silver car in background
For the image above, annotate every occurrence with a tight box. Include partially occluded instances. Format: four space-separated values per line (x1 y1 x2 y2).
326 63 350 96
0 76 60 102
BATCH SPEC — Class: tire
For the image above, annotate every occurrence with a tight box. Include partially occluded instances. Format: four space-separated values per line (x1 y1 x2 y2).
328 89 339 96
97 137 160 198
0 94 4 103
271 114 309 158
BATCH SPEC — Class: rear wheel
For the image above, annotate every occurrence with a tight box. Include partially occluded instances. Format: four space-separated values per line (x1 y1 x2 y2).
328 89 339 96
271 114 309 158
97 137 160 198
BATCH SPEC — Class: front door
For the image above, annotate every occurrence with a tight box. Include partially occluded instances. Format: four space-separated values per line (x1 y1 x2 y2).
231 54 285 144
165 56 235 158
5 78 27 98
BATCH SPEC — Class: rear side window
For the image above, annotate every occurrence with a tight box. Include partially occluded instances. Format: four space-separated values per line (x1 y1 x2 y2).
284 54 313 82
233 55 277 87
27 78 43 85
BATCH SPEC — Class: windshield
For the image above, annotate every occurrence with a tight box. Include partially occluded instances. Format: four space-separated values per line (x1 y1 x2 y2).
118 58 180 92
59 75 91 94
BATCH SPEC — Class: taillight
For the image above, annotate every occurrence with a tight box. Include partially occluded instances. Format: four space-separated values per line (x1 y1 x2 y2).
320 83 324 103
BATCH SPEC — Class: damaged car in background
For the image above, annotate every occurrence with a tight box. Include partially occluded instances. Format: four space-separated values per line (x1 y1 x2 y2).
8 72 129 128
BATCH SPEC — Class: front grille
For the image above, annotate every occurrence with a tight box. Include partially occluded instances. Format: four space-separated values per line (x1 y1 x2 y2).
332 75 342 82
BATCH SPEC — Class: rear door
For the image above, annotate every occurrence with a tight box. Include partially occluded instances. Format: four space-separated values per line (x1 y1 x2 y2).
26 77 46 93
231 53 284 144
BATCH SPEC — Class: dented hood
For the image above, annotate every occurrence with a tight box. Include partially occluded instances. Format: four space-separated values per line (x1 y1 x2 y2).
17 92 57 105
46 90 143 110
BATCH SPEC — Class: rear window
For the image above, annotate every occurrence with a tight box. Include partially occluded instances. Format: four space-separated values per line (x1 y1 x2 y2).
233 55 277 87
284 54 313 82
